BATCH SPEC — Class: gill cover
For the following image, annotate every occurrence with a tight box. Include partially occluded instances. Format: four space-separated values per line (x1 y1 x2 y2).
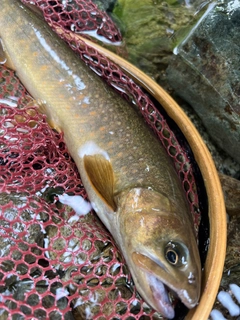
117 188 201 319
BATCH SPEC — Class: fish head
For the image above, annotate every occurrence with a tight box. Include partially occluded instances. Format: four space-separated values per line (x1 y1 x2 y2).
117 188 201 319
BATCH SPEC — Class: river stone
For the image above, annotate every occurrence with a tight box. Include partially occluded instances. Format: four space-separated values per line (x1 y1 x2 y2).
166 0 240 164
113 0 197 80
219 173 240 215
92 0 117 13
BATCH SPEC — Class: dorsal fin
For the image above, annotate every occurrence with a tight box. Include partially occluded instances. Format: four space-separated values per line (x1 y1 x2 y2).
83 154 116 211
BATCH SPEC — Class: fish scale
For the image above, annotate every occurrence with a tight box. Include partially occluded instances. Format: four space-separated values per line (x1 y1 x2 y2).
0 0 201 318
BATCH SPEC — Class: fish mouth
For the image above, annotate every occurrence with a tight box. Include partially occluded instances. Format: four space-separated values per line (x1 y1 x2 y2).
147 272 176 319
132 252 198 318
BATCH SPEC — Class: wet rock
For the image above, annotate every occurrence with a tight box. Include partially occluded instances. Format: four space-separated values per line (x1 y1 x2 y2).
224 215 240 279
113 0 197 81
210 214 240 318
175 98 240 178
219 173 240 216
167 0 240 164
92 0 117 13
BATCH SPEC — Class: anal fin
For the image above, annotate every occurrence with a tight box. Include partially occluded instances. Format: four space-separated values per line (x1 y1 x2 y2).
83 154 116 212
28 99 62 133
0 39 16 70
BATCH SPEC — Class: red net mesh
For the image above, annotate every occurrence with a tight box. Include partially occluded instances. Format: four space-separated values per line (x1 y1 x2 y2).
23 0 122 43
0 1 202 319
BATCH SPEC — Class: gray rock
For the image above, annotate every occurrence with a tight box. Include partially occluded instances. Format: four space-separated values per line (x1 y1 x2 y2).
219 173 240 215
210 214 240 318
167 0 240 164
92 0 117 13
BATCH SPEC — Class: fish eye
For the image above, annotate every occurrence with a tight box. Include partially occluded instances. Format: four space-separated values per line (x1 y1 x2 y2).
165 242 188 267
166 248 178 265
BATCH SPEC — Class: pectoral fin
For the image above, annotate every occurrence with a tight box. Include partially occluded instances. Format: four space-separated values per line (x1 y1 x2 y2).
0 39 15 70
83 154 116 212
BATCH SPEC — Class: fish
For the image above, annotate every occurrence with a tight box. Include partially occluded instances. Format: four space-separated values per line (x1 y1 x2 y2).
0 1 201 318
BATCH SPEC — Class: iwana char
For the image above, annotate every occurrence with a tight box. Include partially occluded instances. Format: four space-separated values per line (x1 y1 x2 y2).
0 1 201 318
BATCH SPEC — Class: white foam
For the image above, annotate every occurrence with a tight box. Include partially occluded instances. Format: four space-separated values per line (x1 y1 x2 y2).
89 292 98 304
68 214 80 224
227 0 240 15
58 193 92 216
217 291 240 317
173 2 216 55
0 98 18 107
78 141 110 161
230 284 240 304
44 238 50 259
79 29 122 46
56 287 69 300
68 239 80 252
210 309 227 320
85 306 93 319
111 263 120 273
74 297 84 308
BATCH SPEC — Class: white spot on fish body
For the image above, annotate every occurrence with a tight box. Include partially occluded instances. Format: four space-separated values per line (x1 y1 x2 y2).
65 83 73 93
140 217 145 227
91 202 99 214
187 271 194 282
135 188 141 196
78 141 110 161
132 188 141 209
83 96 90 104
180 289 193 305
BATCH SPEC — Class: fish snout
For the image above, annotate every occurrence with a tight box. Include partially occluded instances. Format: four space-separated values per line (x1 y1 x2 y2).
131 250 200 315
178 287 199 309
